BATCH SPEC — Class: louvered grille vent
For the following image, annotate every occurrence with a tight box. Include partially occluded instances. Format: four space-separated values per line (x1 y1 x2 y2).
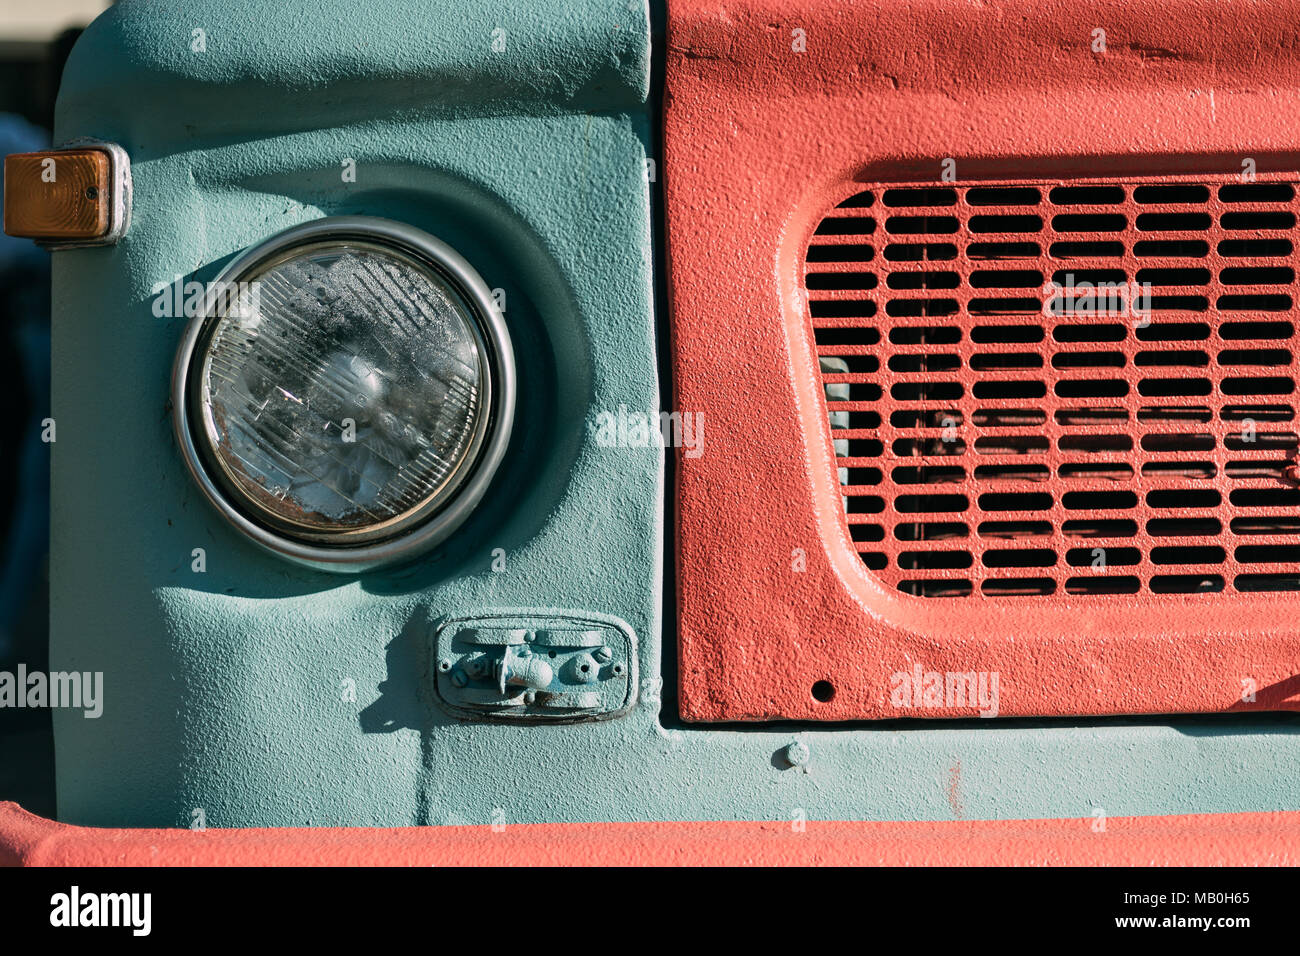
805 179 1300 597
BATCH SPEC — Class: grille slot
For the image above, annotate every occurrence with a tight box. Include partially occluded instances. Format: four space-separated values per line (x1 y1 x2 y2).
807 178 1300 598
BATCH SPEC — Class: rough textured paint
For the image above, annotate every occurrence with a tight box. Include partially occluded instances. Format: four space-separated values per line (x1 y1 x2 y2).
665 0 1300 721
3 802 1298 865
37 0 1300 840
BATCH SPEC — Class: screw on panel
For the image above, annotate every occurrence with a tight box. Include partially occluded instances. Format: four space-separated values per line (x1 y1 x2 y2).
781 741 811 770
594 645 614 663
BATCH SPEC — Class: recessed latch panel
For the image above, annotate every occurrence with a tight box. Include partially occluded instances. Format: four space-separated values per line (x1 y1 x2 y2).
432 613 638 721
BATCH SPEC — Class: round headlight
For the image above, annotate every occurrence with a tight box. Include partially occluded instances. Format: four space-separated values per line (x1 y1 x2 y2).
172 217 515 571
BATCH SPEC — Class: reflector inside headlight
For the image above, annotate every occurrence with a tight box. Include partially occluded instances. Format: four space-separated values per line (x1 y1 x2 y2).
174 218 514 568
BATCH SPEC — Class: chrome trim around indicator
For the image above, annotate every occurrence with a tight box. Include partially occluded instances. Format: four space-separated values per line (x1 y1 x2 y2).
39 139 131 249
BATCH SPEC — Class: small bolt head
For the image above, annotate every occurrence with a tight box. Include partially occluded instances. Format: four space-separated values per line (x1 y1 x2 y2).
593 645 614 664
782 741 810 768
449 668 469 688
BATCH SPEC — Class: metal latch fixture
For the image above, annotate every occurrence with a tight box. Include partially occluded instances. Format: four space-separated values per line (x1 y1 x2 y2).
432 613 637 721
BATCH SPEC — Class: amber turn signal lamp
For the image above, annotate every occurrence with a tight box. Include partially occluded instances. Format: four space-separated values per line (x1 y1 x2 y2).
4 145 129 245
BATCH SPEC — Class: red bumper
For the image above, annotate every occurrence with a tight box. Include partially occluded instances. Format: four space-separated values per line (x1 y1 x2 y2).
2 802 1298 865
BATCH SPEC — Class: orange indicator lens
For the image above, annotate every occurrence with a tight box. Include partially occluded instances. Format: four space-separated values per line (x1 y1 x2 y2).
3 149 111 240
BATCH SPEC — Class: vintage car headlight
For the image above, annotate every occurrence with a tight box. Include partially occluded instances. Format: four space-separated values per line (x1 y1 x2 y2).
172 216 515 571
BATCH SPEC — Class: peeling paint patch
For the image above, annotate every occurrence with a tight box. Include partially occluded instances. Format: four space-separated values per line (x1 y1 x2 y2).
948 761 964 819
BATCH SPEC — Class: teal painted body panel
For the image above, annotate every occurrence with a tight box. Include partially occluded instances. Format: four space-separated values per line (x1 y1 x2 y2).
51 0 660 827
47 0 1300 828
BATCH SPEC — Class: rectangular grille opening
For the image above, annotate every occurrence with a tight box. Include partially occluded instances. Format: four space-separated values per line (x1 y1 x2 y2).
807 175 1300 598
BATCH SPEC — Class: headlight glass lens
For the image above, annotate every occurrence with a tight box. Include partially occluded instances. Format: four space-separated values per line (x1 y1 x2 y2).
193 239 490 544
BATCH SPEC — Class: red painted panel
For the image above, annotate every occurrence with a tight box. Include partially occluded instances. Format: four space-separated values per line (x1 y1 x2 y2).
665 0 1300 720
3 802 1299 865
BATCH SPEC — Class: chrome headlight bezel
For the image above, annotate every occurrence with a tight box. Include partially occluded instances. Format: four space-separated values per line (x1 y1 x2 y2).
171 216 516 572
